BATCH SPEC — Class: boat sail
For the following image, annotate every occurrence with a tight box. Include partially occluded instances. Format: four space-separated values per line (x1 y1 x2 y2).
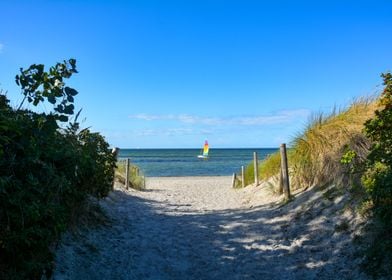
197 140 209 159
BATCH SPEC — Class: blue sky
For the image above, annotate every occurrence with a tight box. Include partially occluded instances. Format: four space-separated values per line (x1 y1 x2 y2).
1 0 391 148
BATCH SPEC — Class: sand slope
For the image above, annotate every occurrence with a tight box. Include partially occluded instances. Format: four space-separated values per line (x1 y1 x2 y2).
53 176 368 280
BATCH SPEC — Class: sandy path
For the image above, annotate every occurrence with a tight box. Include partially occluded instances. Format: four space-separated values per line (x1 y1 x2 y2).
53 176 367 280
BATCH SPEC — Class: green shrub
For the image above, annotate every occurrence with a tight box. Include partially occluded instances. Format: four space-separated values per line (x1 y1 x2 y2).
363 73 392 220
361 73 392 277
0 60 116 279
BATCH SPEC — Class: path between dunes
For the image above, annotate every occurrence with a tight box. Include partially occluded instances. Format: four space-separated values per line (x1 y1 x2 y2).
53 176 367 280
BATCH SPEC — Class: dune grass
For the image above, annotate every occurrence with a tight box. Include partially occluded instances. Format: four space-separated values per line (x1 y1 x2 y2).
237 91 392 277
258 152 281 181
115 160 145 190
290 98 376 189
239 98 377 190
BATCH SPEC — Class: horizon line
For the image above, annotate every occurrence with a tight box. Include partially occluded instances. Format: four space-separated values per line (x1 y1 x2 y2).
116 147 280 150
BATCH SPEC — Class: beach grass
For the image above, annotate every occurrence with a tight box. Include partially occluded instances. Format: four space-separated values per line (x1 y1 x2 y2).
241 98 377 190
115 160 145 190
289 98 376 189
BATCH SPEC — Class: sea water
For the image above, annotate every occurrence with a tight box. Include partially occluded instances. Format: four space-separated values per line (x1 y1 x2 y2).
118 148 278 177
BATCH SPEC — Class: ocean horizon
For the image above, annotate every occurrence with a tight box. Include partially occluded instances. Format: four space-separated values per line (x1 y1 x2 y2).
118 148 278 177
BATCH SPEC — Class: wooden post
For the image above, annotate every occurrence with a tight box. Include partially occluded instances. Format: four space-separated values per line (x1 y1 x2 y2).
125 158 130 190
241 166 245 188
111 147 120 190
253 152 259 186
278 168 284 195
143 175 146 189
231 173 236 188
280 143 290 199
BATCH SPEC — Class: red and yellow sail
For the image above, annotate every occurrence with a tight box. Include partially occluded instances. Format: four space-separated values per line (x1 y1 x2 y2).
203 140 209 156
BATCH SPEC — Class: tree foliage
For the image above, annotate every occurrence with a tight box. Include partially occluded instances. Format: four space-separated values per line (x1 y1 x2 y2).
0 59 116 279
15 59 78 121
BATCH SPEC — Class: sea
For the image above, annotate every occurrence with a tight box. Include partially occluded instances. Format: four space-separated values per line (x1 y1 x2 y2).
118 148 278 177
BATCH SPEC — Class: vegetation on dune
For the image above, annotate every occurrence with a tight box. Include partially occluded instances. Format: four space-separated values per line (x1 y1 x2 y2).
240 98 377 191
289 98 376 189
239 72 392 277
115 160 145 190
0 60 116 279
242 164 255 186
360 73 392 277
258 152 282 181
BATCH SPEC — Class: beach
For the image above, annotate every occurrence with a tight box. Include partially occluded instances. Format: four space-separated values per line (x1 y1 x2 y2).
53 176 367 279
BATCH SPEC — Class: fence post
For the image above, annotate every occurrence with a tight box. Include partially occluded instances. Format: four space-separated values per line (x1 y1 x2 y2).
253 152 259 186
278 168 284 195
111 147 120 190
241 166 245 188
125 158 130 190
231 173 236 188
280 143 290 199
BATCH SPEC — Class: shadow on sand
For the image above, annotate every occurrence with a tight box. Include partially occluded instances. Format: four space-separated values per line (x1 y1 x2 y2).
111 186 360 279
54 185 366 280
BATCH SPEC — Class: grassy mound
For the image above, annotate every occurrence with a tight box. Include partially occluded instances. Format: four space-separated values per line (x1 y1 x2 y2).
240 98 377 190
290 98 377 189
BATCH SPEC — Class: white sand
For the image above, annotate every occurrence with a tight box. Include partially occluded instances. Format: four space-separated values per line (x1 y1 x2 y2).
53 176 368 280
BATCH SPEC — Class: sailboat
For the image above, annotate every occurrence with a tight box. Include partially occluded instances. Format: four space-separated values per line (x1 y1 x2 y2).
197 140 209 159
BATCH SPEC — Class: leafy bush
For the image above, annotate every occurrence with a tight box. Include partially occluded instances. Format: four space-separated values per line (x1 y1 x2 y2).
0 60 116 279
361 73 392 277
363 73 392 219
